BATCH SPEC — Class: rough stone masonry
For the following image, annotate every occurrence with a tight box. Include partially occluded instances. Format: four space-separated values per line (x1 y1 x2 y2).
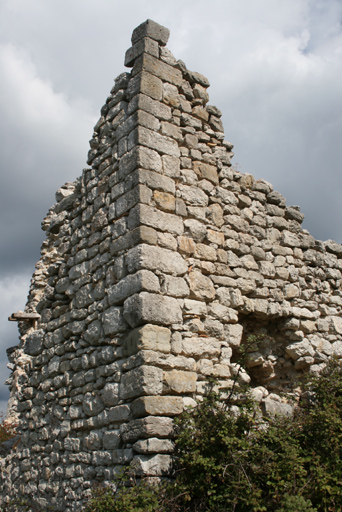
2 19 342 511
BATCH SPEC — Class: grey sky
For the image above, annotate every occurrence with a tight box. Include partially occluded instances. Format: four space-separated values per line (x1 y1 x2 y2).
0 0 341 411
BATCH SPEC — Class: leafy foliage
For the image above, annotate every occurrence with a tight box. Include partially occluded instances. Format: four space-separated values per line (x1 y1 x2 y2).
84 357 342 512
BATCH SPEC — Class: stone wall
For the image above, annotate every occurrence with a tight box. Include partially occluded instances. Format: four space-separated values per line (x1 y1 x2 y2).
1 19 342 512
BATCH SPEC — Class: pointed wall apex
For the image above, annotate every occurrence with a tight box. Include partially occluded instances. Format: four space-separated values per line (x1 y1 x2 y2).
131 19 170 46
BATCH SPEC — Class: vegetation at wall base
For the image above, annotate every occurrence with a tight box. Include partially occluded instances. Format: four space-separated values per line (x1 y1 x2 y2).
84 356 342 512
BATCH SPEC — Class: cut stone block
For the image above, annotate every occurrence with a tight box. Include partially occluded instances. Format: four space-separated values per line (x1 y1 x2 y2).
120 416 174 442
133 454 173 476
164 370 197 394
131 396 184 417
108 270 160 305
120 365 163 399
131 19 170 47
123 292 182 327
123 324 171 356
133 438 174 454
126 243 187 275
128 204 184 235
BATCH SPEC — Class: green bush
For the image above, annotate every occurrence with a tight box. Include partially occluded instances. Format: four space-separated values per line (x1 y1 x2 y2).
84 357 342 512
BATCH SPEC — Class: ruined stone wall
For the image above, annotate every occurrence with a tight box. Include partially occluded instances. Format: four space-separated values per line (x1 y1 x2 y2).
1 19 342 512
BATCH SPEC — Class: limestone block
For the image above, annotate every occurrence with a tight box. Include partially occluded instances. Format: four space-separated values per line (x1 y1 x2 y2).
83 394 105 417
192 161 218 184
131 19 170 46
225 324 243 348
24 330 44 356
126 244 187 276
282 231 301 247
217 288 243 308
209 302 238 323
195 243 217 261
108 405 131 423
123 324 171 356
153 190 175 211
178 236 196 254
128 204 184 236
163 82 180 107
116 110 160 140
285 340 315 360
125 37 159 67
127 71 163 101
162 154 180 177
261 399 293 418
178 184 208 206
332 341 342 357
133 53 182 87
83 431 103 451
161 121 182 140
284 283 300 299
103 430 121 450
158 232 177 251
161 275 189 298
183 220 206 244
119 146 162 178
101 383 120 407
103 306 127 335
120 416 174 442
124 292 182 327
108 270 160 305
111 226 158 255
207 203 224 227
75 284 94 308
128 126 180 157
245 352 265 368
181 338 221 358
133 454 173 476
135 169 175 194
128 93 172 120
83 320 103 344
133 438 174 454
189 270 215 300
183 299 207 316
207 229 225 246
294 356 315 369
164 370 197 393
120 365 164 399
331 317 342 334
131 396 184 417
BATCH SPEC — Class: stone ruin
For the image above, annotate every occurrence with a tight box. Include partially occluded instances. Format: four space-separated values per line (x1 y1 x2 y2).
1 18 342 512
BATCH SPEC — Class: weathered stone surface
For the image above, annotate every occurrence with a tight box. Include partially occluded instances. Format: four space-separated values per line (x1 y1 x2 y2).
164 370 197 393
286 340 315 360
120 365 163 399
131 19 170 46
123 324 171 356
133 437 174 454
123 292 182 327
128 204 184 235
24 330 44 356
133 454 173 476
108 270 160 305
120 417 174 442
126 243 187 275
103 307 127 335
131 396 184 417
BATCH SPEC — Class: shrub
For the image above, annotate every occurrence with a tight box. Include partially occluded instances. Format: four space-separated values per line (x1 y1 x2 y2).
84 357 342 512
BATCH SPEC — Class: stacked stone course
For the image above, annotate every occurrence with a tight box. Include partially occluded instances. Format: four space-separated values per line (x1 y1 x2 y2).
2 19 342 511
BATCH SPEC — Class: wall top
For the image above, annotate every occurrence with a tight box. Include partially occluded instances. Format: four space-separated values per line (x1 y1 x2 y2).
131 19 170 47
